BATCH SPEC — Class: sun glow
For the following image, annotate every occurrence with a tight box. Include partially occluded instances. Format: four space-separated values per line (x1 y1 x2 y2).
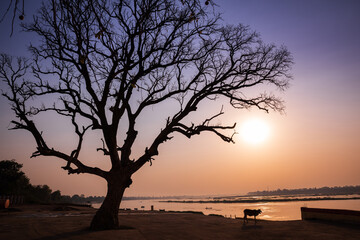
241 119 270 144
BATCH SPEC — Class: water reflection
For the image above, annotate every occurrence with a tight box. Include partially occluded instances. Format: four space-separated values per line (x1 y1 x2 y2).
92 197 360 221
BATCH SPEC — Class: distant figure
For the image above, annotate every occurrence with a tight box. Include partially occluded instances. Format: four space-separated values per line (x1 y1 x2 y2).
243 209 262 224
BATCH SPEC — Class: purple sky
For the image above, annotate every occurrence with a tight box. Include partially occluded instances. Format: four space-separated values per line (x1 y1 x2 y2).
0 0 359 197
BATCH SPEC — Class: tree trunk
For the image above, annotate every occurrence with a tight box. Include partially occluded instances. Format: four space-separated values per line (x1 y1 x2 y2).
90 178 127 230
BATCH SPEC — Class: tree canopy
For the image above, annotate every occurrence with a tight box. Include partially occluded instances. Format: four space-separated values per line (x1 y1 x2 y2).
0 0 293 230
0 160 30 195
0 159 56 203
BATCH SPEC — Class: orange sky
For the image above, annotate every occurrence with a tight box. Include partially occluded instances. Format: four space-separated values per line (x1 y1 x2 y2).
0 0 359 197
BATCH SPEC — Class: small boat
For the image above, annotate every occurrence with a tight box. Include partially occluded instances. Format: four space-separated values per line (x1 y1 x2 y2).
301 207 360 225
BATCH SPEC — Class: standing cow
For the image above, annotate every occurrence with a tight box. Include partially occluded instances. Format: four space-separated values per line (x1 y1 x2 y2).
243 209 262 224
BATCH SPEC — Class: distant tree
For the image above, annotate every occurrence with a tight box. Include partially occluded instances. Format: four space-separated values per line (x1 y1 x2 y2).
50 190 62 202
71 194 81 204
0 159 30 195
0 159 63 203
60 194 72 203
27 184 52 203
0 0 292 230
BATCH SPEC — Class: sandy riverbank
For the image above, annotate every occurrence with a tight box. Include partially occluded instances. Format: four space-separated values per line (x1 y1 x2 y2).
1 204 359 239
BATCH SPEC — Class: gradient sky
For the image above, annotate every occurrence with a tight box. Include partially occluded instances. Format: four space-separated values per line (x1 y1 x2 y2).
0 0 359 197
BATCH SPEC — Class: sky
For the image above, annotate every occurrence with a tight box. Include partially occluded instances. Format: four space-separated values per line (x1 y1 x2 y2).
0 0 359 197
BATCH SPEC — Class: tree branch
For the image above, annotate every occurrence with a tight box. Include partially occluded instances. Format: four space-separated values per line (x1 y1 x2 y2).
0 54 107 178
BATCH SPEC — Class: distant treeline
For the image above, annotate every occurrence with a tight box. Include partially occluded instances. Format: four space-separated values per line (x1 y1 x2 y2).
1 159 53 204
161 196 360 204
67 195 195 203
62 194 104 204
0 159 103 205
247 185 360 196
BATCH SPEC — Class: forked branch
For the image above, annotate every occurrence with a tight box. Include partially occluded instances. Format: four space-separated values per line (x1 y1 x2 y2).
0 54 107 178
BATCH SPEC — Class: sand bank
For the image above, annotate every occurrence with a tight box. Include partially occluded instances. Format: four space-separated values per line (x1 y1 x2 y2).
1 204 359 239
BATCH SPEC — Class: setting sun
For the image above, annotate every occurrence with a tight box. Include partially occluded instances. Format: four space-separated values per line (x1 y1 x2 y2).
241 119 270 144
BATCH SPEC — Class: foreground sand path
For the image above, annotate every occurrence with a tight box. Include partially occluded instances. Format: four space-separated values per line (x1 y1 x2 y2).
1 205 360 239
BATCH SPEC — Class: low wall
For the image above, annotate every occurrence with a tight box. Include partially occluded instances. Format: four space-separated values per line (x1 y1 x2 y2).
301 207 360 225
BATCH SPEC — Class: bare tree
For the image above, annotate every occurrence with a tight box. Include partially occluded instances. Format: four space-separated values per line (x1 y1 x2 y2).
0 0 292 230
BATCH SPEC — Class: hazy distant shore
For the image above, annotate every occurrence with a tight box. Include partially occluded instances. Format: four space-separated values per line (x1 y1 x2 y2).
1 204 360 240
160 196 360 204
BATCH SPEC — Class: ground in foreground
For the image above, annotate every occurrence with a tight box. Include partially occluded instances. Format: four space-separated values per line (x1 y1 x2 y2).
0 204 359 239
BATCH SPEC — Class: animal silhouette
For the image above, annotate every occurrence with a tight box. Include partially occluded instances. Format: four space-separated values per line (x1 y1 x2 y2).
243 209 262 224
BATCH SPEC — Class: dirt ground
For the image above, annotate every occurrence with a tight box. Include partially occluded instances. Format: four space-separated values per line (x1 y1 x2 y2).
0 204 359 239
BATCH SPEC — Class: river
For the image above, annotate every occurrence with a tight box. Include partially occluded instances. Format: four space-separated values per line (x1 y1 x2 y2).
92 195 360 221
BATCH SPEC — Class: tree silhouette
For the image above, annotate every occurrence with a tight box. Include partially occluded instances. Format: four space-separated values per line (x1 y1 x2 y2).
0 159 56 203
0 159 30 195
0 0 292 230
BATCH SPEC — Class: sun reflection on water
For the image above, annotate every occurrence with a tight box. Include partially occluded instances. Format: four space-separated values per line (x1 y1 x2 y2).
92 195 360 221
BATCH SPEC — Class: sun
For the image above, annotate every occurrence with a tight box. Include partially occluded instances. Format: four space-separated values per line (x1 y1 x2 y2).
241 119 270 144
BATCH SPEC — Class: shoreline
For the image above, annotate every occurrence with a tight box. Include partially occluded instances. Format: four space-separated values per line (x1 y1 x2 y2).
160 196 360 204
1 204 360 239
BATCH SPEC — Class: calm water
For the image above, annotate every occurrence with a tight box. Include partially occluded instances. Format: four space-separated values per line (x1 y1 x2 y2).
92 195 360 221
